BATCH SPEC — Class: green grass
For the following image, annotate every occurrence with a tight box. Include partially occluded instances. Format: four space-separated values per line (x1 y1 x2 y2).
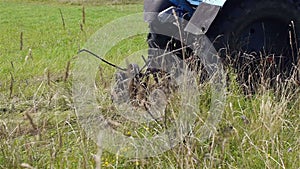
0 1 300 169
2 0 143 5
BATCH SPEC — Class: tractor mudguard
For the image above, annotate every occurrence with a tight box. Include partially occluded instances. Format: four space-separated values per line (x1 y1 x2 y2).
144 0 173 23
185 0 227 34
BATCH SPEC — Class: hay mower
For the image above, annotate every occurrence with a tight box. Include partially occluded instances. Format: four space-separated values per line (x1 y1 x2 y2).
145 0 300 92
79 0 300 108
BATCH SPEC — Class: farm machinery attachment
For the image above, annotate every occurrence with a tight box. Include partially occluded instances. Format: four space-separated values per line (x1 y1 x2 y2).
145 0 300 92
78 49 181 120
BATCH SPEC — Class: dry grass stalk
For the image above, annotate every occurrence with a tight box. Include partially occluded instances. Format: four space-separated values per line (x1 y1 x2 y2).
25 110 37 131
10 61 14 69
80 23 84 31
64 60 71 82
9 72 14 98
20 31 23 50
59 8 65 29
25 49 33 62
20 163 35 169
47 69 51 86
82 6 85 24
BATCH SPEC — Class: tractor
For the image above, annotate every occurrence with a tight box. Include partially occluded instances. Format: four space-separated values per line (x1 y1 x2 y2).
80 0 300 106
145 0 300 92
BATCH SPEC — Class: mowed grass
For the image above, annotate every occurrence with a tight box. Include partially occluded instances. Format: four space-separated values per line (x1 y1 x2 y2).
0 1 300 169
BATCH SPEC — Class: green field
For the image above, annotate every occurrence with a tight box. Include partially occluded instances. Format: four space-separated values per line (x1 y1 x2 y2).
0 1 300 169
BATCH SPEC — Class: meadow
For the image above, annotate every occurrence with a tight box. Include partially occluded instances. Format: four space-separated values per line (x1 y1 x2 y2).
0 1 299 168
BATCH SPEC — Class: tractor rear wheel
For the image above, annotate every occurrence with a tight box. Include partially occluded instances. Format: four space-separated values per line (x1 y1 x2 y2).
206 0 300 92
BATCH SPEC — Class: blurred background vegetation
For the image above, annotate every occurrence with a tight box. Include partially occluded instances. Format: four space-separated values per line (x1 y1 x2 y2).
3 0 143 5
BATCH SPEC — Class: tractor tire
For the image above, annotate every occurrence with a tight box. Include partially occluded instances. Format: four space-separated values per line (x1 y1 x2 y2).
206 0 300 93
